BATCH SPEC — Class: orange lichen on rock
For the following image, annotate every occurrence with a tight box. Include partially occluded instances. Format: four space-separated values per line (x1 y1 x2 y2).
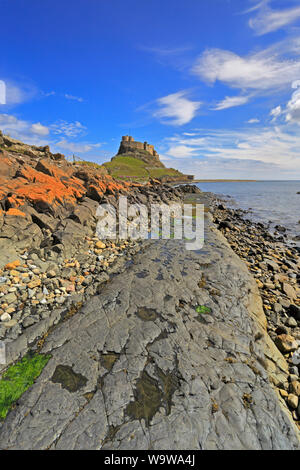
10 165 87 208
4 260 21 270
6 208 26 217
0 147 142 220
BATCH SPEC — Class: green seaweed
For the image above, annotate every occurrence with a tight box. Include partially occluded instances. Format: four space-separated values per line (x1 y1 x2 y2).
196 305 212 315
0 352 51 420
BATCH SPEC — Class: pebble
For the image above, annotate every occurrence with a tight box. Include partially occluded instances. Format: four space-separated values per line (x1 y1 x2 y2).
289 382 300 396
286 317 297 328
287 394 299 410
95 240 106 249
291 350 300 366
1 312 11 322
289 374 299 383
3 319 17 328
282 283 297 301
289 366 299 377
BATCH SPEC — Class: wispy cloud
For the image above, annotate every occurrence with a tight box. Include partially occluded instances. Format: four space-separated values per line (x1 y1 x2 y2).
139 44 193 70
0 114 102 156
43 91 56 97
247 1 300 35
153 91 201 126
30 122 49 136
139 45 193 56
270 105 282 120
247 118 260 124
162 125 300 178
213 95 250 110
268 80 300 124
56 139 101 153
0 114 49 141
64 93 84 103
0 80 38 106
50 120 87 138
286 80 300 124
192 43 300 93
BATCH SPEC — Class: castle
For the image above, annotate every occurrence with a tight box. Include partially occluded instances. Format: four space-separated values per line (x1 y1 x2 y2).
118 136 160 159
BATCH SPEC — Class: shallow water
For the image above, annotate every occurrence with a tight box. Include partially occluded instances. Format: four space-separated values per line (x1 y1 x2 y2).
196 181 300 243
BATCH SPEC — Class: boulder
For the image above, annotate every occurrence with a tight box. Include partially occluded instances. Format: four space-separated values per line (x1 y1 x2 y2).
275 334 299 354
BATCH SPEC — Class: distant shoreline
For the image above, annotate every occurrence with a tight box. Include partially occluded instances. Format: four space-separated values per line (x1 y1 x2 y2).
193 179 257 183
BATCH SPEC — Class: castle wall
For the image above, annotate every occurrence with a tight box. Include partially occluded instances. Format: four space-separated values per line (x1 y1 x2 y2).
120 136 159 158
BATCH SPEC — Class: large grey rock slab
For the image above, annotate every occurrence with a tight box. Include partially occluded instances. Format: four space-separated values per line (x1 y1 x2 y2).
0 223 299 450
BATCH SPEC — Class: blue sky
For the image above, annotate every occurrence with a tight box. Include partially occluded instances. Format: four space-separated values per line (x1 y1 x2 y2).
1 0 300 179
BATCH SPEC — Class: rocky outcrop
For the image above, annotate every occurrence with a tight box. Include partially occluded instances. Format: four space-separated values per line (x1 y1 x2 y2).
0 135 197 347
0 135 193 265
0 135 141 265
0 218 299 449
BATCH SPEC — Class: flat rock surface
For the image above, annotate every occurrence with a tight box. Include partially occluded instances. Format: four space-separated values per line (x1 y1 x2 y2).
0 222 299 450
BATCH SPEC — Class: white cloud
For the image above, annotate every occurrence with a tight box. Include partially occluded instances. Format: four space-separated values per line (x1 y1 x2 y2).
166 144 200 158
50 120 87 138
30 122 49 136
248 1 300 35
0 113 101 155
192 46 300 92
139 45 193 56
213 95 250 110
0 80 37 106
154 91 201 126
65 94 84 103
270 105 282 120
247 118 260 124
0 114 50 141
286 80 300 124
56 139 101 154
0 81 6 105
43 91 56 97
162 125 300 178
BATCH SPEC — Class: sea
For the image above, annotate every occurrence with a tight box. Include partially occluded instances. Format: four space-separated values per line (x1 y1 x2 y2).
195 180 300 246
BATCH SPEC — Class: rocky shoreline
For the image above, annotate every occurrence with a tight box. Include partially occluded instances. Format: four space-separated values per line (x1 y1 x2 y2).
210 196 300 427
0 140 300 447
1 208 299 449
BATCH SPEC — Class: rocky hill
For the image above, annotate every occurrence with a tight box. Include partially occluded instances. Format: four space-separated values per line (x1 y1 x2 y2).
104 135 194 183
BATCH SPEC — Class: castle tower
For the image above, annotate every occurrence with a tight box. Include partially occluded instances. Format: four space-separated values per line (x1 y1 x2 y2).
122 136 129 142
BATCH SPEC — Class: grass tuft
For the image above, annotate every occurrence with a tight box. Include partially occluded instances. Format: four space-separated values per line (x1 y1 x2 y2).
196 305 212 315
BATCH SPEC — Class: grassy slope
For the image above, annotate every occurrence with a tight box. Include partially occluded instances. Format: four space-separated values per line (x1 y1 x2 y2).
103 155 185 182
